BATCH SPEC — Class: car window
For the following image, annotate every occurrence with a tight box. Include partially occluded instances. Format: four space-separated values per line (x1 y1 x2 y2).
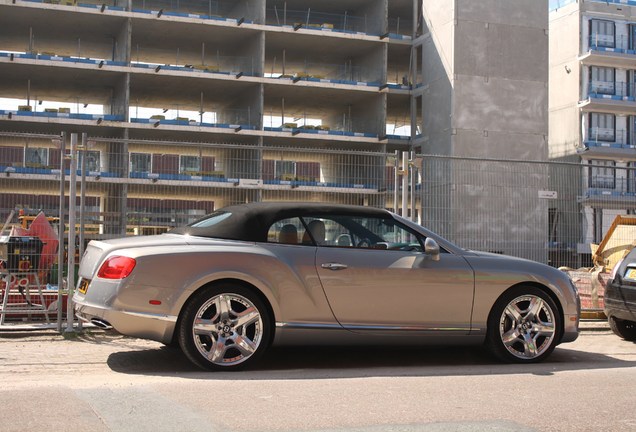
267 218 304 245
299 218 327 245
188 211 232 227
301 215 424 251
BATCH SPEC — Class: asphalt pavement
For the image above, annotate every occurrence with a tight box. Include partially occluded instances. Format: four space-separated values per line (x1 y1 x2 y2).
0 320 633 432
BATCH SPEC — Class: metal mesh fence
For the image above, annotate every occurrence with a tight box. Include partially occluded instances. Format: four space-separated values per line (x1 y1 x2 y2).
2 132 634 266
0 131 394 237
418 155 586 268
3 130 636 320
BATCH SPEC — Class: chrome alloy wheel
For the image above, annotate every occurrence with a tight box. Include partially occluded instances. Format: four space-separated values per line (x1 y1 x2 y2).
192 293 264 367
498 294 556 360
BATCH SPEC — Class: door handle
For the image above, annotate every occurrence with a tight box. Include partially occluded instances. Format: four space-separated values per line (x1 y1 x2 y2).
321 262 348 270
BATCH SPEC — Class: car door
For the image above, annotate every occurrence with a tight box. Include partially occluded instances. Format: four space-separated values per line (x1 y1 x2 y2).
313 215 475 335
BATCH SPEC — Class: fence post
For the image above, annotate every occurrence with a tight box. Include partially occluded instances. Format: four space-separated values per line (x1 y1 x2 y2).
79 133 86 259
410 151 416 222
56 132 66 333
402 151 408 218
65 133 77 333
393 150 399 213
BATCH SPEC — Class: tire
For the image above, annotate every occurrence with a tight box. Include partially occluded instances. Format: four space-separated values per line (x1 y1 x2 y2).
178 284 272 371
608 316 636 341
486 286 562 363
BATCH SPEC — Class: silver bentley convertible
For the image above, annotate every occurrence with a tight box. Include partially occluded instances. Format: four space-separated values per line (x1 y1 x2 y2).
74 202 580 370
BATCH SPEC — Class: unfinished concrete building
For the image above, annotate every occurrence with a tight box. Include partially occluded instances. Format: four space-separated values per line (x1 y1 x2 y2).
0 0 550 261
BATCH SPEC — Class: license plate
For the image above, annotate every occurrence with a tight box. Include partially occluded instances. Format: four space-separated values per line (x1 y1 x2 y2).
625 269 636 280
78 279 90 295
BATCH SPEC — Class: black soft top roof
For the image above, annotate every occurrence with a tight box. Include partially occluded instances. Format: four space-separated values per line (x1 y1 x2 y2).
169 202 392 242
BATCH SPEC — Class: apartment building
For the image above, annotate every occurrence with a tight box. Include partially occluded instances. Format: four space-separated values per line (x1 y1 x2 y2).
0 0 420 235
550 0 636 252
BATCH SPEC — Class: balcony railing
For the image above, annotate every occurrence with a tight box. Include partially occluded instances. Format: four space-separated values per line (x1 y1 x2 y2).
264 7 370 35
584 0 636 9
586 127 630 145
589 34 636 53
585 177 636 198
587 81 636 99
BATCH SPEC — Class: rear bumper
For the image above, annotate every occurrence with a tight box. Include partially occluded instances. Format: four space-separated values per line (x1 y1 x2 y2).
604 282 636 323
74 297 177 344
604 299 636 323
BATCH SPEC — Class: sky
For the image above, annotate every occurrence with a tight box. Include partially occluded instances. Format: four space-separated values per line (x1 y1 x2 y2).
549 0 577 11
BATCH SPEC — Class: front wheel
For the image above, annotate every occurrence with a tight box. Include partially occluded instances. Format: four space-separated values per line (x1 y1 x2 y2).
178 284 272 371
486 286 561 363
608 316 636 341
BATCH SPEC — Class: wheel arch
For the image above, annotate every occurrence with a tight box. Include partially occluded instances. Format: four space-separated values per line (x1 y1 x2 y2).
488 281 565 342
171 278 277 346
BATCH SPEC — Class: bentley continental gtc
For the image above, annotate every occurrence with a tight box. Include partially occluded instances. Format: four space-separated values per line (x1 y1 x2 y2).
74 202 580 370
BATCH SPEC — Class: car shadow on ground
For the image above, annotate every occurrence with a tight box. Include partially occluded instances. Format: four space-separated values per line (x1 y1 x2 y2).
106 341 636 379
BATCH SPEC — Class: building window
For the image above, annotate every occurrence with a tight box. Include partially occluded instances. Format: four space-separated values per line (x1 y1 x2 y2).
589 113 615 142
590 66 615 95
593 208 603 244
589 160 616 189
275 160 296 180
25 148 48 167
630 24 636 50
130 153 151 173
78 150 100 172
180 155 200 174
630 71 636 98
590 19 616 48
628 163 636 193
630 116 636 146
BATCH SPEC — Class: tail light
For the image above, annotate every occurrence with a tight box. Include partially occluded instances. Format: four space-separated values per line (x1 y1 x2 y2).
610 258 624 281
97 256 136 279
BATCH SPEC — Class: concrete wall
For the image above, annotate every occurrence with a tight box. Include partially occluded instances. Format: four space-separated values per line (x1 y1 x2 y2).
351 94 385 136
223 84 263 129
421 0 548 159
357 44 387 84
549 2 581 159
453 0 548 160
420 0 549 260
420 0 455 156
109 74 130 119
583 1 636 20
359 0 386 36
229 0 263 23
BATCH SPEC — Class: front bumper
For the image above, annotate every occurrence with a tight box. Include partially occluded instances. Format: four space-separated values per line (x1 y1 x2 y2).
561 312 580 343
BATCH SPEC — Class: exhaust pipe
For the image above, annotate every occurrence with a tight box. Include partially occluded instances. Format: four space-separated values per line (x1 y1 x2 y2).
90 318 113 329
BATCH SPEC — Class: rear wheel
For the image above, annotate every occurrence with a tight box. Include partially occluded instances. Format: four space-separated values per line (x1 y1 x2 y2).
486 286 561 363
608 316 636 341
178 284 272 371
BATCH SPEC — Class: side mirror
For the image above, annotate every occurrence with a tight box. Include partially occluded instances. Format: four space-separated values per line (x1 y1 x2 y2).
424 238 440 261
